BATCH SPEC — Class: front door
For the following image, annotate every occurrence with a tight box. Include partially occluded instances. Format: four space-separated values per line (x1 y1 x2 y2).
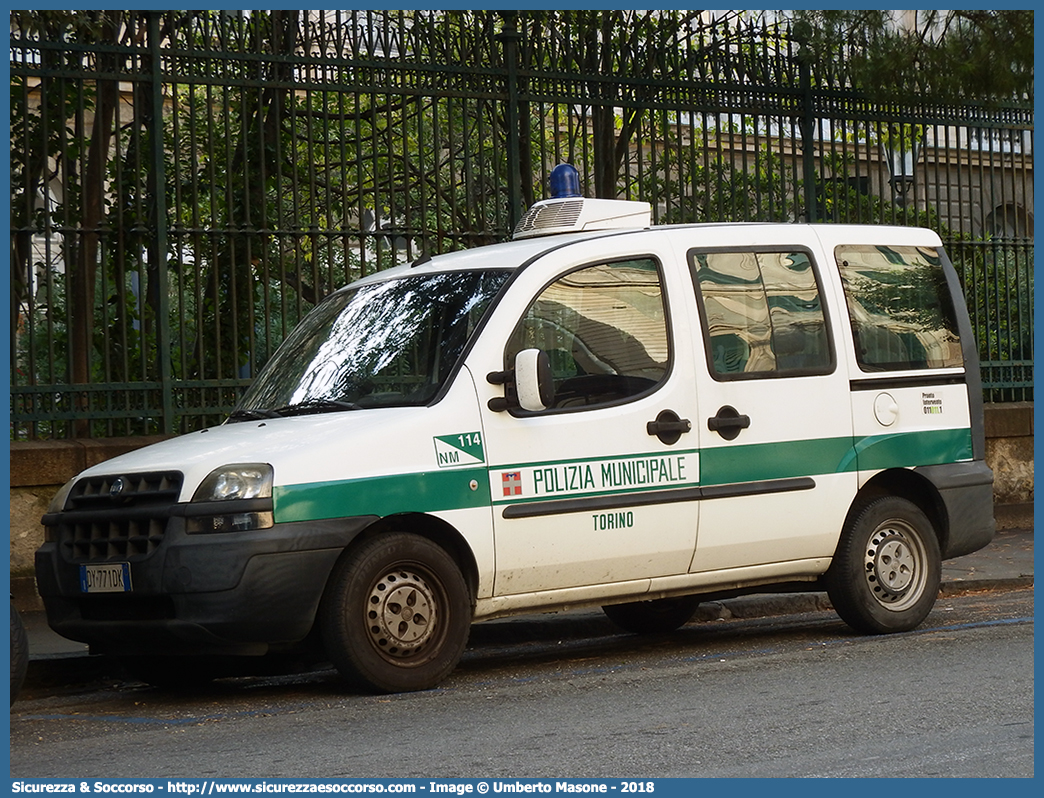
478 248 701 597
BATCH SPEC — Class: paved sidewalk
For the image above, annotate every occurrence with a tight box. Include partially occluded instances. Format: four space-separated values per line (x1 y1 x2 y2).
16 526 1033 691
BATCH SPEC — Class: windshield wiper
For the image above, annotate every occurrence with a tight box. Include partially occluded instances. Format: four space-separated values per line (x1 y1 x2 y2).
227 408 283 422
269 398 362 417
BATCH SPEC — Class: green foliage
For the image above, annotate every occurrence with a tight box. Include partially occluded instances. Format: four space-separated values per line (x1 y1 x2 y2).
951 239 1035 370
792 10 1034 100
638 132 799 225
9 9 1034 439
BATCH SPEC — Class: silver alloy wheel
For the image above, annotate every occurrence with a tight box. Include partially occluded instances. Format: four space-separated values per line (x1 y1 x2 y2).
365 568 439 659
863 519 928 611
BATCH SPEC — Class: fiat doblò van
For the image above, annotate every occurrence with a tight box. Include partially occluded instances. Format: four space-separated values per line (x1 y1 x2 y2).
36 191 994 693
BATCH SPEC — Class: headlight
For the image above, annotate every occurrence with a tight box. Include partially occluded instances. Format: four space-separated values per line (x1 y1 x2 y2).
186 463 274 534
192 463 273 502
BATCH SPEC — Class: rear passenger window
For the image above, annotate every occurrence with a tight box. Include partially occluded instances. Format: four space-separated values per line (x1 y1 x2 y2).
506 258 669 409
690 249 833 379
836 245 963 372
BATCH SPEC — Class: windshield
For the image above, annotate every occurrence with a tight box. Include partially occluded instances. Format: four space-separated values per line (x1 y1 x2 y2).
232 270 510 418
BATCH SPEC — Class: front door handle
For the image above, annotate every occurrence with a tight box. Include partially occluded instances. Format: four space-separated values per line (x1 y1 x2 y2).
708 405 750 440
647 409 692 445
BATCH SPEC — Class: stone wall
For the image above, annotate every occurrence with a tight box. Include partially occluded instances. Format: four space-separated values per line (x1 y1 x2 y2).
983 402 1034 528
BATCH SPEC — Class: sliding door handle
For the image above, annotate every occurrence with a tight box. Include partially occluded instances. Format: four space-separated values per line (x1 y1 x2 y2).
646 409 692 445
707 406 750 440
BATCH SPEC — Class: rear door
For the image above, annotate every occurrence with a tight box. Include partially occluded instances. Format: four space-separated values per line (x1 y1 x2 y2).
684 232 857 574
829 233 975 476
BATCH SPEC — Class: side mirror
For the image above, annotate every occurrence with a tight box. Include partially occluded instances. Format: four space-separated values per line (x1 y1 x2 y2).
514 349 555 412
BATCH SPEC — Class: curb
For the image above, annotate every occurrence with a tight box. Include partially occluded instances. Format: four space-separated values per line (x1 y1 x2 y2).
938 576 1034 595
996 502 1034 531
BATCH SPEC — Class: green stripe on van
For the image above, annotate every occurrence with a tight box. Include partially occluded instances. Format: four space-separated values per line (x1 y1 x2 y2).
700 427 972 485
852 427 974 471
272 427 973 523
274 467 491 523
700 436 854 486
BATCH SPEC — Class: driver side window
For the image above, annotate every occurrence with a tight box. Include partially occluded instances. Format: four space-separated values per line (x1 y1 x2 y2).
506 258 670 409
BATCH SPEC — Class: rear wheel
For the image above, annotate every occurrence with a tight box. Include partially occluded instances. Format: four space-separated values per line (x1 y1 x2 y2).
825 496 941 634
602 595 701 634
321 532 471 693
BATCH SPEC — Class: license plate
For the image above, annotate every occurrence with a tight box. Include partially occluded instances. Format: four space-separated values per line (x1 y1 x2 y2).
80 563 131 593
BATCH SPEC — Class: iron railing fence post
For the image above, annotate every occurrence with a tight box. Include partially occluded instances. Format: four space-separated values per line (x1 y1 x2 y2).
148 12 174 435
498 12 524 230
800 55 818 223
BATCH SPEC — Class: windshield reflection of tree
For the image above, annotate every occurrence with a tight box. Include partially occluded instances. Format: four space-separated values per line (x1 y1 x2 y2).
239 272 506 412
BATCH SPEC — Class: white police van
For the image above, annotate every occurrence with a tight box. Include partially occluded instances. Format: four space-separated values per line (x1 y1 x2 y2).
36 166 994 693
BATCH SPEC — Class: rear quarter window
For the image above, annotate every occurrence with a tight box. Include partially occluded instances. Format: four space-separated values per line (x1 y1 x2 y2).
836 245 963 372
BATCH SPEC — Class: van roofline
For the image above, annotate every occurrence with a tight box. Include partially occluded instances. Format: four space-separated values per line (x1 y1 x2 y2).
340 221 943 292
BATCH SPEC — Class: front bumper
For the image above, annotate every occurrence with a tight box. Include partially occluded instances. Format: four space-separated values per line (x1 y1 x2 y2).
34 515 377 656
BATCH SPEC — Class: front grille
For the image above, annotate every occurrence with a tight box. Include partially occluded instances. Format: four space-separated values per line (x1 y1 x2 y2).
54 471 183 563
68 472 182 509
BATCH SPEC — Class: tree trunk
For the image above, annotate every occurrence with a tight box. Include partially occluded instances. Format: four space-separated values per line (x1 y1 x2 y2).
68 16 121 435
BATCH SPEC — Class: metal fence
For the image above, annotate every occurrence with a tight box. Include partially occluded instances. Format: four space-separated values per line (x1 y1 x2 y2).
9 10 1034 440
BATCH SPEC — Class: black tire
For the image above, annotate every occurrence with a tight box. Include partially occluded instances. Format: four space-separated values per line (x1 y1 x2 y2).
602 595 701 635
320 533 471 693
10 601 29 705
825 496 941 634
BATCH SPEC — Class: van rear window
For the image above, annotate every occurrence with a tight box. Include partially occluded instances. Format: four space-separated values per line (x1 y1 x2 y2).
836 245 963 372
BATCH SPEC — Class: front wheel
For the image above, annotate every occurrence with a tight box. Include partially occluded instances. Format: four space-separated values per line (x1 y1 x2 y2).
320 533 471 693
825 496 941 634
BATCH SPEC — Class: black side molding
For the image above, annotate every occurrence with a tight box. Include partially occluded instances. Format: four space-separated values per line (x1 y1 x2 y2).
502 477 816 519
850 374 966 391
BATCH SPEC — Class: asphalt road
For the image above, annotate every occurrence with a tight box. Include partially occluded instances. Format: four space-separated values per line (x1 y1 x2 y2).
9 585 1033 779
